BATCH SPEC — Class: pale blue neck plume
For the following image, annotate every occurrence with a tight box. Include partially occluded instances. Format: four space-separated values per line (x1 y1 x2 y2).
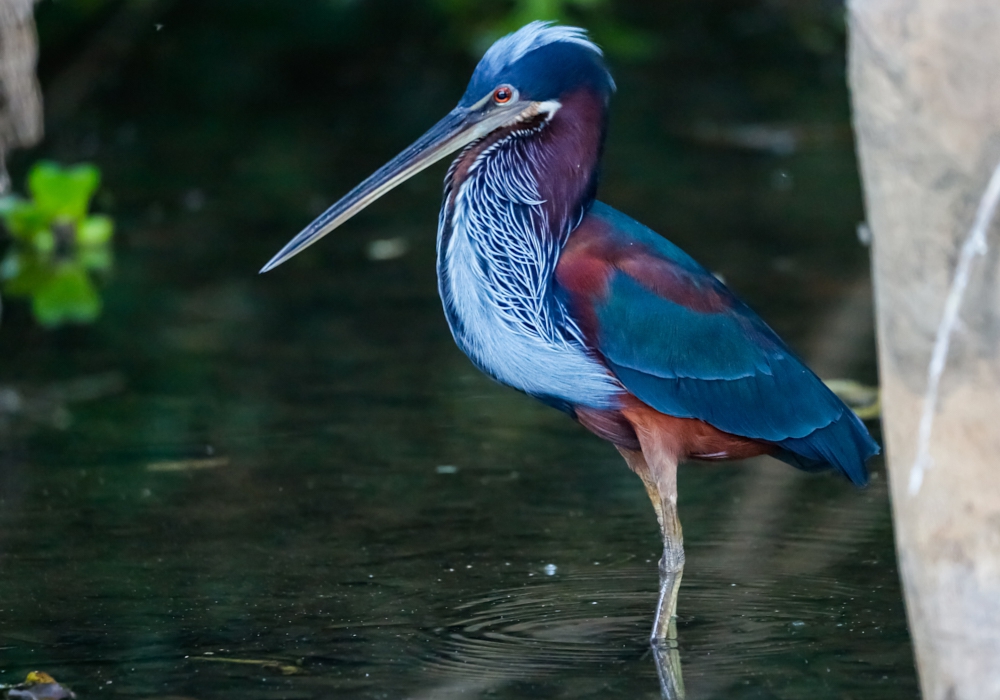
436 130 622 409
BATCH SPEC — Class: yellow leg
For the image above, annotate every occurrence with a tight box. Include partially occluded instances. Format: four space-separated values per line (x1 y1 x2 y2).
616 446 685 643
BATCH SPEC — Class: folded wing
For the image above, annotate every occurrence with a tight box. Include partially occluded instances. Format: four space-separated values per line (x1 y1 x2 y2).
556 202 878 485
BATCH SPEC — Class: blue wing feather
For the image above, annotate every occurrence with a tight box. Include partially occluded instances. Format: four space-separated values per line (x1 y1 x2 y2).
572 203 878 485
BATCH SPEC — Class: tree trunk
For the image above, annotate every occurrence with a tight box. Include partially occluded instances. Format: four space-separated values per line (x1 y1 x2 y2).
848 2 1000 699
0 0 42 185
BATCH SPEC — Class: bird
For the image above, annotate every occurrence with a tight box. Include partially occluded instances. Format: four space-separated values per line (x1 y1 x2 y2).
261 21 879 643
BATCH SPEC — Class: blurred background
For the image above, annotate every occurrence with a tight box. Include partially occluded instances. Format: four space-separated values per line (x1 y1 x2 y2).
0 1 914 698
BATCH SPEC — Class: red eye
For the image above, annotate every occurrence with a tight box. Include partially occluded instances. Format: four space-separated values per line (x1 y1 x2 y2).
493 86 513 104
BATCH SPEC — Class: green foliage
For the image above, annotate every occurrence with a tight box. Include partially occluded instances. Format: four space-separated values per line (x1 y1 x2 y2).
0 161 114 328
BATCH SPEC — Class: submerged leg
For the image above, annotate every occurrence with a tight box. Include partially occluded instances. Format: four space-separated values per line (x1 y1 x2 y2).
616 445 685 643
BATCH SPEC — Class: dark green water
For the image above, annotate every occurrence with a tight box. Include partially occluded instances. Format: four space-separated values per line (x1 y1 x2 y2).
1 1 916 698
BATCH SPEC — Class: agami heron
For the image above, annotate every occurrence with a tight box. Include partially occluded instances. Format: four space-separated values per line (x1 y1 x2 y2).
262 22 879 642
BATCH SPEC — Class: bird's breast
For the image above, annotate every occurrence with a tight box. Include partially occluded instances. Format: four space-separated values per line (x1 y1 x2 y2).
436 179 622 410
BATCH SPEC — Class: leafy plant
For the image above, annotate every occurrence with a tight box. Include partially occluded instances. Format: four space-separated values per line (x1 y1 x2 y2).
0 161 114 327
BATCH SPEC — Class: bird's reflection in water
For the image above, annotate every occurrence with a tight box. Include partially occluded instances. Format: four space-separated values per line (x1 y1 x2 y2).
653 633 686 700
410 569 683 699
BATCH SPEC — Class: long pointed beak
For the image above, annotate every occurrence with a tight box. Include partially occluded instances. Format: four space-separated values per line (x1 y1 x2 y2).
260 106 496 273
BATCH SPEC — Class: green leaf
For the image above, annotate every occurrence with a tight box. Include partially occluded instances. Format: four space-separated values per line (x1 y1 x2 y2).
0 199 50 241
2 160 111 327
28 161 101 223
77 215 114 245
32 263 102 327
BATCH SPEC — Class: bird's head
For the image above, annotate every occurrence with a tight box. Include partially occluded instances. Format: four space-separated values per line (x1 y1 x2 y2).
261 21 612 272
458 22 614 113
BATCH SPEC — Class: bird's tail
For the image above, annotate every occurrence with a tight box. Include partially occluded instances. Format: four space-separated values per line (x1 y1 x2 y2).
772 409 879 486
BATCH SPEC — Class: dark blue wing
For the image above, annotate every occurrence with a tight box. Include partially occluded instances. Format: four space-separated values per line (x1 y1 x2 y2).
561 202 878 485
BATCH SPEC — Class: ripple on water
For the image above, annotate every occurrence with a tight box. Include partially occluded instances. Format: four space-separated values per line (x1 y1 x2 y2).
416 561 888 686
418 567 655 681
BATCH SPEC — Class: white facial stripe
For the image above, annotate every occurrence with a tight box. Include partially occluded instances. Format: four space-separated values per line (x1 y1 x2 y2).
508 100 562 127
534 100 562 117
